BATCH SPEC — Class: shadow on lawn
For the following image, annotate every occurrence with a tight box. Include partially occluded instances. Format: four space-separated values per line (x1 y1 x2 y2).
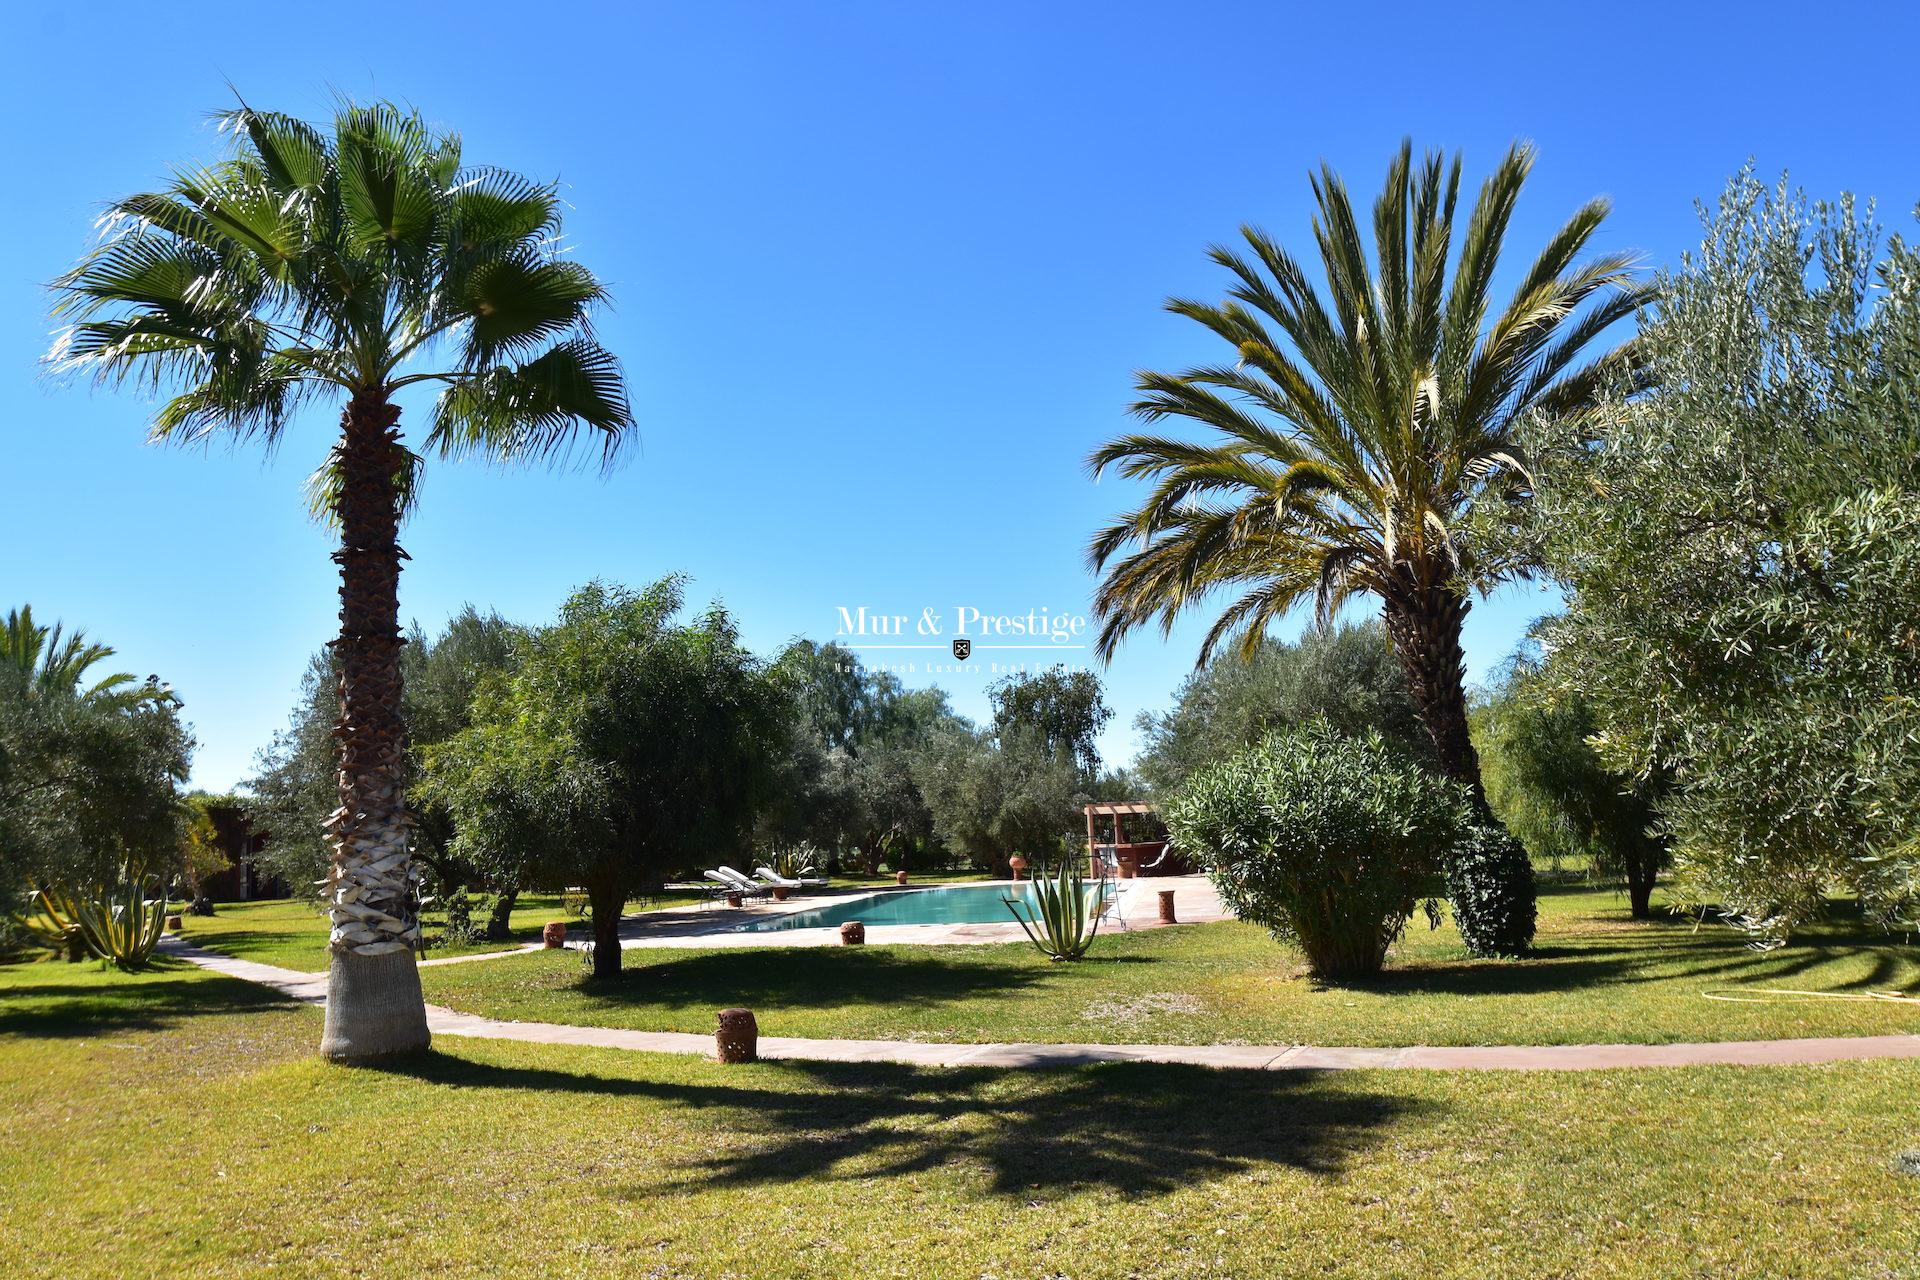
0 964 299 1039
177 928 322 958
374 1050 1424 1197
574 946 1110 1013
1326 914 1920 1000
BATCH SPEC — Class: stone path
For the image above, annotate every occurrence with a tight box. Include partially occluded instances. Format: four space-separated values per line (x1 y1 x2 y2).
158 937 1920 1073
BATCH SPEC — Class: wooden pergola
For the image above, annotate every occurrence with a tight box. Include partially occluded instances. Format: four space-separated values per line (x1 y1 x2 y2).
1083 801 1166 878
1083 800 1154 847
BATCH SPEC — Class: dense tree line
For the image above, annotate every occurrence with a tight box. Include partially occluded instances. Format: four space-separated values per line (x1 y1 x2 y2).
243 581 1120 966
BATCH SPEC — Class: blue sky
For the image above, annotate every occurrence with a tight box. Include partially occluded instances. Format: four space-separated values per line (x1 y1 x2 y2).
5 1 1917 789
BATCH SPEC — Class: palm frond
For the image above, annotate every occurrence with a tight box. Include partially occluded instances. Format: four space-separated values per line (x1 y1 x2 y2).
1087 139 1639 665
428 339 633 469
47 95 635 479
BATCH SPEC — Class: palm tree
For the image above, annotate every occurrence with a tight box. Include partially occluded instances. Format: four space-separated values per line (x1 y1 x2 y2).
2 605 145 705
1088 141 1645 812
50 101 634 1060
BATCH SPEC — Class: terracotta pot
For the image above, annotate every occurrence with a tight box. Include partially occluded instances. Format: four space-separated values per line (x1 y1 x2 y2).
1008 855 1028 882
715 1008 758 1063
542 921 567 949
726 892 744 908
839 920 866 946
895 870 909 885
164 914 183 933
1157 890 1177 924
773 886 790 901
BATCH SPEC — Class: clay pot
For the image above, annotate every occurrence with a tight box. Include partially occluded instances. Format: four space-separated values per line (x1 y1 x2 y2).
1008 854 1028 881
773 886 790 901
164 914 183 933
1157 890 1177 924
895 870 909 885
726 892 744 908
839 920 866 946
542 920 567 949
715 1008 758 1063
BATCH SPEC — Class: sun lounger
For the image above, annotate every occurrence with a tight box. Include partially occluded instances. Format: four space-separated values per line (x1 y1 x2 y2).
704 868 768 899
755 866 828 890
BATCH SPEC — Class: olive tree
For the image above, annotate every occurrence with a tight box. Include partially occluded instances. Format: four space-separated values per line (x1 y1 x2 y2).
1135 621 1427 796
422 579 790 976
1516 172 1920 940
1475 648 1668 917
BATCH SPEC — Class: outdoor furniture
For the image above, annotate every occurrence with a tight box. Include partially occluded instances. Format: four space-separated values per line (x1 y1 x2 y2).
715 866 770 895
703 868 769 901
754 866 827 890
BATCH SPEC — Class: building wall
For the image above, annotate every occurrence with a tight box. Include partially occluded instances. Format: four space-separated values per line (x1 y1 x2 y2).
197 804 291 902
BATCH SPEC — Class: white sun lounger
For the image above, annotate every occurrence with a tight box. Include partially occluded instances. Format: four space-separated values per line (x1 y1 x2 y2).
704 868 768 899
755 866 828 890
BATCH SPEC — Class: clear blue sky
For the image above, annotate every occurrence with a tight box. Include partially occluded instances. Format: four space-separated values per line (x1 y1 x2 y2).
4 1 1916 789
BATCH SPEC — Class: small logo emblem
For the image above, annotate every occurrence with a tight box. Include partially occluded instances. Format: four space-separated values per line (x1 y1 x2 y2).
951 638 972 660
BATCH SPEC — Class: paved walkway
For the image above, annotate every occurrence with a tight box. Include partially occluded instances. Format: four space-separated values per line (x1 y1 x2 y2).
158 937 1920 1073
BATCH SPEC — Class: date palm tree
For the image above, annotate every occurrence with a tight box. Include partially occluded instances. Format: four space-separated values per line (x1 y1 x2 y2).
50 101 634 1059
1089 141 1645 810
3 605 144 706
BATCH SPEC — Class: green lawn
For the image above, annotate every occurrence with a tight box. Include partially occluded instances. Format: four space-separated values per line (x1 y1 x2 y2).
2 959 1917 1279
420 886 1920 1047
174 891 703 972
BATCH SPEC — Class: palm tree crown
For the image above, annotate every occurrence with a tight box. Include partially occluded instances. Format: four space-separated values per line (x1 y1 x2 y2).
1088 140 1646 796
2 605 147 707
50 99 631 469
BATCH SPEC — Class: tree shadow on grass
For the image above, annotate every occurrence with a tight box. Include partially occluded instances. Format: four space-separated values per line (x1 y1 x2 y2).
1315 924 1920 1001
373 1050 1425 1198
0 964 299 1039
175 929 326 964
577 946 1090 1015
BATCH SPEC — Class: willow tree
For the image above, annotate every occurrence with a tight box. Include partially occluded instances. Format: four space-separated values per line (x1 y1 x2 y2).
1088 141 1645 810
50 102 633 1059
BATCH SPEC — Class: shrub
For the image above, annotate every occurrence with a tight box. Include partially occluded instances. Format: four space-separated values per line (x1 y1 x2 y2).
1447 826 1537 956
433 885 477 949
1165 723 1468 979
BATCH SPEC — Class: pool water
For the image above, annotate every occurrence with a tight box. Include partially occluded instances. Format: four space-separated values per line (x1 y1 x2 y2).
730 882 1106 933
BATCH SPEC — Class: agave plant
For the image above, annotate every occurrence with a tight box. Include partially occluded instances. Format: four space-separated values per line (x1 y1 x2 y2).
1003 857 1105 961
27 864 168 968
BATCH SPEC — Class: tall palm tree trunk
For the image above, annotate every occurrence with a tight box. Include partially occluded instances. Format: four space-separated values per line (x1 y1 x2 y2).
1382 564 1490 817
319 390 430 1060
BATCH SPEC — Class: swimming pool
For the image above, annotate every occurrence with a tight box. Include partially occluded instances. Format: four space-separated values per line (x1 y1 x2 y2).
730 882 1105 933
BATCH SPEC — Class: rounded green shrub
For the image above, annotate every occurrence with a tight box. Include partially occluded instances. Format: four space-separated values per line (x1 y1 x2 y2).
1164 722 1470 979
1447 825 1537 956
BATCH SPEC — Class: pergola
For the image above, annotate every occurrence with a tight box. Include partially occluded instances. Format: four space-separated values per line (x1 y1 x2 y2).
1083 801 1165 877
1083 800 1154 847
